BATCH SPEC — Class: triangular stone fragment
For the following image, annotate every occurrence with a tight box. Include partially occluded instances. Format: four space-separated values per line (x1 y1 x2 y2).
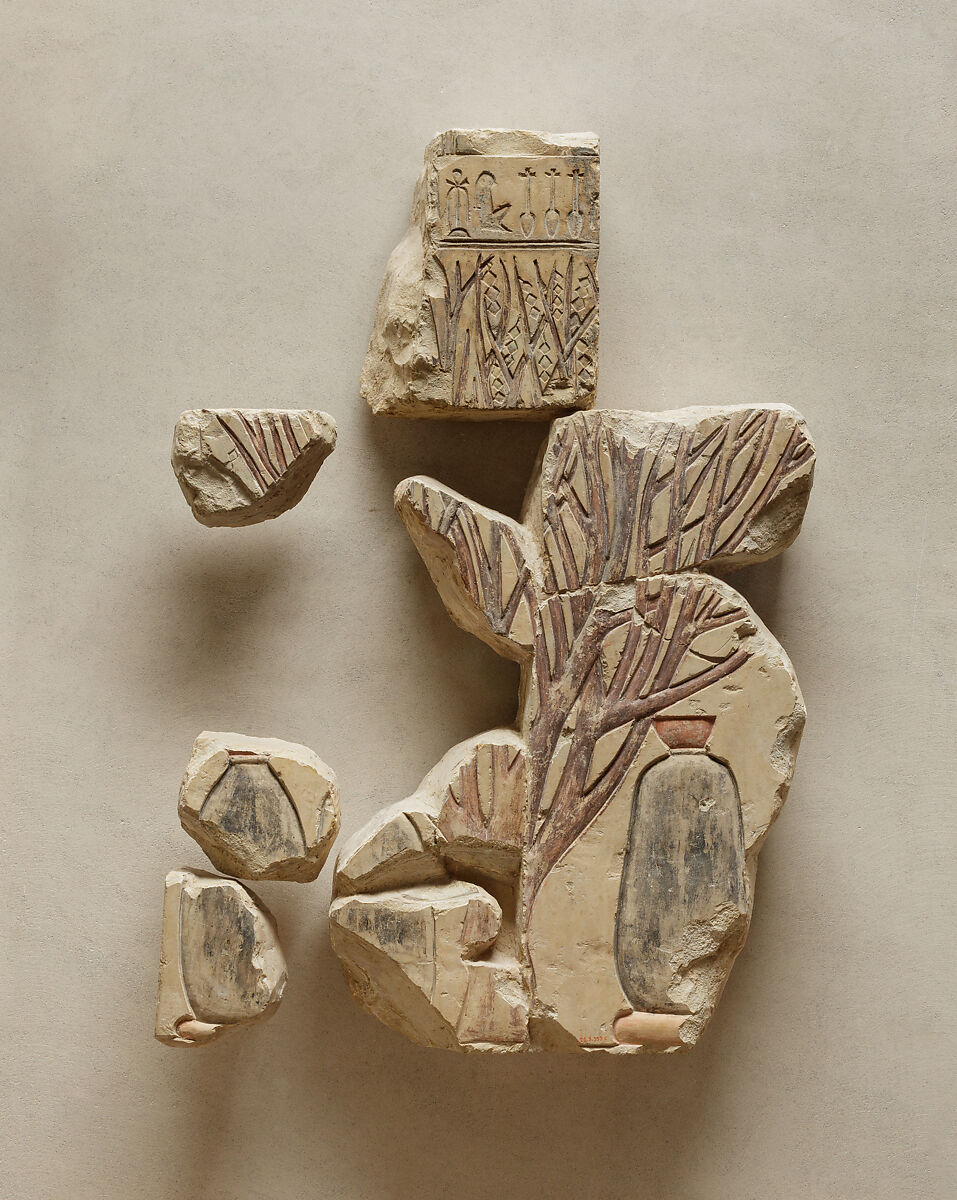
171 408 336 526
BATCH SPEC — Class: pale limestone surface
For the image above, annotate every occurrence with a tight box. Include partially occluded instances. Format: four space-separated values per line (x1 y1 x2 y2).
179 732 340 882
329 881 527 1050
361 130 599 419
154 869 286 1047
8 7 950 1193
330 405 814 1052
527 586 804 1050
171 408 336 526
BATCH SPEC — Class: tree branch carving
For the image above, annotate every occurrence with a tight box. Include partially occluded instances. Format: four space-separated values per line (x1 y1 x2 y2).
395 406 815 930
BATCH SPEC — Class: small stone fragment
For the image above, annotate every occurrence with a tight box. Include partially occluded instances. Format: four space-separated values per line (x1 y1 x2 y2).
155 868 286 1047
361 129 599 419
457 960 529 1047
329 881 527 1050
171 408 336 526
179 732 340 882
174 1019 219 1042
333 729 526 897
333 798 447 897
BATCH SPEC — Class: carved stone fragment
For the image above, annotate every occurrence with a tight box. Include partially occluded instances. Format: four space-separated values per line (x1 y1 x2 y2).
329 881 527 1050
172 408 336 526
330 405 815 1052
155 868 286 1046
179 732 340 882
361 129 599 419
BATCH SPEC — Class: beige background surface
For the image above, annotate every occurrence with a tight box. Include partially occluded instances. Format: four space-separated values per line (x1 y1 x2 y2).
2 2 954 1197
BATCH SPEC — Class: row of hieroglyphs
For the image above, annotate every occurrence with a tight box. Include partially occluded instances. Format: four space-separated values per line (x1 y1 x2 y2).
437 156 598 243
362 130 601 417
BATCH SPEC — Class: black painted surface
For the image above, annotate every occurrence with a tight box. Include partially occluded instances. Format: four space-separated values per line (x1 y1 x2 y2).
180 884 270 1021
200 761 306 866
615 751 747 1013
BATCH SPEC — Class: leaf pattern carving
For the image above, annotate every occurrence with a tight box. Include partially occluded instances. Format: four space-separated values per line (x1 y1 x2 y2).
395 407 815 927
538 408 815 592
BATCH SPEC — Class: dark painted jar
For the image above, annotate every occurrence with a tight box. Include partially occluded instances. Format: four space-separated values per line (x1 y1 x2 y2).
615 716 747 1014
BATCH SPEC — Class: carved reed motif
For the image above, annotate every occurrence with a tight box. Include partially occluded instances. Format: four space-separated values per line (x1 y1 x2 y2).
361 130 600 417
332 406 815 1052
428 251 598 411
171 408 336 527
437 738 526 851
212 411 308 495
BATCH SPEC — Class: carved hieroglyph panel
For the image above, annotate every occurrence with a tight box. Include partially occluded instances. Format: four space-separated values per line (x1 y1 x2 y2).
330 405 815 1053
361 130 599 419
171 408 336 526
178 732 340 882
154 869 287 1047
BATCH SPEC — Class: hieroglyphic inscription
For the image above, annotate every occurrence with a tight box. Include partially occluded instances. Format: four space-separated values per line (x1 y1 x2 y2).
361 131 600 417
430 153 599 412
435 156 598 244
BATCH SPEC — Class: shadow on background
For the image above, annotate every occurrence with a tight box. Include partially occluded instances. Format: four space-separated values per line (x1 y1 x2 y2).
144 541 299 700
725 555 786 637
362 402 549 518
360 404 552 752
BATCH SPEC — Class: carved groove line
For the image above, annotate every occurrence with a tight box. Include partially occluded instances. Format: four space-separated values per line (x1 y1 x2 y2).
431 251 598 410
215 412 306 495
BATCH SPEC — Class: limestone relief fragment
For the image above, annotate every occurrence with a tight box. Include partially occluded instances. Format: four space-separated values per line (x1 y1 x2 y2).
361 129 599 419
179 732 340 882
155 868 287 1046
330 405 815 1052
172 408 336 526
330 880 527 1050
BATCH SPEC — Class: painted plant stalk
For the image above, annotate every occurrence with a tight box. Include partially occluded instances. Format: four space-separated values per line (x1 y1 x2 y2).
331 405 815 1053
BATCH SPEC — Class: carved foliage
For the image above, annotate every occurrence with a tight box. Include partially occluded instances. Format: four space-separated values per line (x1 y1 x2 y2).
537 408 815 592
523 575 752 908
396 407 814 923
437 737 526 851
430 251 598 411
395 477 539 661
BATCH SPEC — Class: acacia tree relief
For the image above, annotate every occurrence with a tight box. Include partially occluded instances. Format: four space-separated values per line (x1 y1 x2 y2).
330 405 815 1052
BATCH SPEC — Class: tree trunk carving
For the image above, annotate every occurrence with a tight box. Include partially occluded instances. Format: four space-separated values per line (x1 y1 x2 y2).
333 405 815 1052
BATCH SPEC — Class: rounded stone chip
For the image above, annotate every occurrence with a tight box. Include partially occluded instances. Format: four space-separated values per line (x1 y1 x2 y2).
179 732 340 883
155 868 287 1047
